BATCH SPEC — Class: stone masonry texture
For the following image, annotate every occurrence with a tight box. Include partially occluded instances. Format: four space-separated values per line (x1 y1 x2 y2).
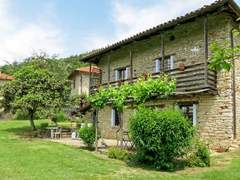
95 12 239 149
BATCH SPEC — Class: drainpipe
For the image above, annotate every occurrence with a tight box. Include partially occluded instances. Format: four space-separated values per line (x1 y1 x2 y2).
230 28 237 139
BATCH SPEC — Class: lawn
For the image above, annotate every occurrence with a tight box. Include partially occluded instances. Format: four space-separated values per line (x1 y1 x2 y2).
0 120 240 180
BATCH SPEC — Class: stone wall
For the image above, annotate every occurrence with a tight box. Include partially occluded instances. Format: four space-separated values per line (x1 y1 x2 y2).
98 13 231 84
233 21 240 141
70 73 99 96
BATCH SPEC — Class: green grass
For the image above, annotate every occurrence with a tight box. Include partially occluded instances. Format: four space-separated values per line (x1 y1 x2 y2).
0 120 240 180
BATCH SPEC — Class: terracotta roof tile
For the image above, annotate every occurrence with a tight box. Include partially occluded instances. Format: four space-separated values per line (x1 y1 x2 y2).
0 72 14 80
68 66 100 79
77 66 100 74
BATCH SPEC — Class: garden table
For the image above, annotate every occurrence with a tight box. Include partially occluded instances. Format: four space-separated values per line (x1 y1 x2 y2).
46 127 58 139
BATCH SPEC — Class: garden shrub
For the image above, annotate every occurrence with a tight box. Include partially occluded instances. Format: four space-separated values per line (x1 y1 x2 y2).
55 111 68 122
14 109 29 120
50 110 68 124
39 122 49 130
78 124 95 147
108 147 129 161
186 137 210 167
129 107 194 170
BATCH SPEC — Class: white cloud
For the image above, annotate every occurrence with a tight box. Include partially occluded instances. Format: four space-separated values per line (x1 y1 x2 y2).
85 0 215 50
0 0 64 66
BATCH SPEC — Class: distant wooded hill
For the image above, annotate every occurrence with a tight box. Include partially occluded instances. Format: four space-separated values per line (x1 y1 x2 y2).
0 54 87 79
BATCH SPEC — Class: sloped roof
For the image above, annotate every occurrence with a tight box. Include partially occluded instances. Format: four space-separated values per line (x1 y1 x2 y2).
68 66 100 79
77 66 100 74
0 72 14 81
82 0 240 62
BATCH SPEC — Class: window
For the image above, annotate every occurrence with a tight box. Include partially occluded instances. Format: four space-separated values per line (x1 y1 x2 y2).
111 108 120 127
155 58 161 73
154 55 174 73
178 103 197 125
115 67 129 81
165 55 174 71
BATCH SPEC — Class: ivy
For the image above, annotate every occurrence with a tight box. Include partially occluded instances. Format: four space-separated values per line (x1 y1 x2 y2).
88 74 176 111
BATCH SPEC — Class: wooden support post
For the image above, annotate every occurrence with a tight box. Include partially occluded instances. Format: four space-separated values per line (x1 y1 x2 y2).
161 33 165 72
89 63 92 94
99 68 102 85
108 55 111 87
80 74 83 94
95 109 99 151
130 50 133 82
230 29 237 139
203 16 209 86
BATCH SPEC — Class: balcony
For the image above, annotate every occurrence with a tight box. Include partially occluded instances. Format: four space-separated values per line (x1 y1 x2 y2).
90 62 217 95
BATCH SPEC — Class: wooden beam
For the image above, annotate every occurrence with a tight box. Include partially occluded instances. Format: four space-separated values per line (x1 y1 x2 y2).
108 55 111 87
89 63 92 94
203 16 209 86
161 33 165 71
99 68 102 85
80 74 83 94
130 50 133 82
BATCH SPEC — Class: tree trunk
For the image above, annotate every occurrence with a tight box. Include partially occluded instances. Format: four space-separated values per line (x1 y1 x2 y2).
29 111 36 131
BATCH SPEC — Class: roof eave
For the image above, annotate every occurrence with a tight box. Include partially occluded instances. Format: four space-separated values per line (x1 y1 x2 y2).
82 0 240 62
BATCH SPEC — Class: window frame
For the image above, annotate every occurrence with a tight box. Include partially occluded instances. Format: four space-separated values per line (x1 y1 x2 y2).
177 102 198 126
154 54 175 73
114 66 130 81
111 108 120 127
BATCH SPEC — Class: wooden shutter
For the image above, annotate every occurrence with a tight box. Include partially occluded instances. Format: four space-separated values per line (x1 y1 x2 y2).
155 59 161 73
193 104 197 126
111 109 115 127
115 70 119 81
125 67 129 80
170 56 174 70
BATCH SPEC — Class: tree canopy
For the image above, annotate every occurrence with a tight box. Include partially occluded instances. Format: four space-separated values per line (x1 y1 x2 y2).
1 55 71 130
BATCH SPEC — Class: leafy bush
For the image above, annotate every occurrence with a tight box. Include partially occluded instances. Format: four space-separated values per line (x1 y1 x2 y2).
108 147 129 161
186 138 210 167
78 125 95 147
129 107 194 170
50 111 68 123
13 109 28 120
39 122 49 130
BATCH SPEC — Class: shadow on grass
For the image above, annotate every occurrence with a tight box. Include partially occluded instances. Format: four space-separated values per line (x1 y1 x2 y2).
79 146 95 151
124 157 187 173
3 125 40 138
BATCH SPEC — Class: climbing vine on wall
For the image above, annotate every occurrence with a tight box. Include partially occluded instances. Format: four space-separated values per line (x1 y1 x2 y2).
88 74 176 111
208 29 240 72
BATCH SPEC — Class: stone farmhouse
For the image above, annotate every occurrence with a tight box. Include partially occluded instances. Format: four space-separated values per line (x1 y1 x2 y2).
0 72 14 119
82 0 240 149
68 66 100 96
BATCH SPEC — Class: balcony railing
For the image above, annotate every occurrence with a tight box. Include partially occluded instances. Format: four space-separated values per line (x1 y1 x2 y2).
90 62 217 95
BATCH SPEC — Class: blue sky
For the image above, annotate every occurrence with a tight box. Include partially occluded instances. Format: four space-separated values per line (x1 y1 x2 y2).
0 0 240 65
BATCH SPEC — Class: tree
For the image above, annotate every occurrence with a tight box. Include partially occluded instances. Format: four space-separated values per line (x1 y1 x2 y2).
1 58 70 130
